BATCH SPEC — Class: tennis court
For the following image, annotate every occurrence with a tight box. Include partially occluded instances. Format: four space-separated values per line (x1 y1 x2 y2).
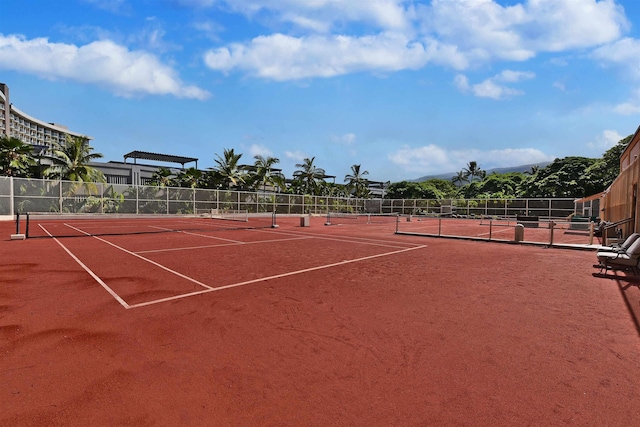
2 214 639 425
395 215 600 247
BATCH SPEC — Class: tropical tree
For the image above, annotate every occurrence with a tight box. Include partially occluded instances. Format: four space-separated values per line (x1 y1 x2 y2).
250 155 285 192
149 167 175 187
293 157 326 195
451 170 468 187
175 167 203 188
43 135 105 183
345 164 371 198
210 148 245 189
527 165 540 176
583 135 632 194
463 161 484 182
0 136 38 177
519 157 597 198
386 181 429 199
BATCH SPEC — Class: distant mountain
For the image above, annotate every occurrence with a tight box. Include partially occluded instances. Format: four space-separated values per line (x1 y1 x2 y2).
412 162 552 182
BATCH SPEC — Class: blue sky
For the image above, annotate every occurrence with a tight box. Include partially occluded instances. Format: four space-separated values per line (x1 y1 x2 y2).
1 0 640 183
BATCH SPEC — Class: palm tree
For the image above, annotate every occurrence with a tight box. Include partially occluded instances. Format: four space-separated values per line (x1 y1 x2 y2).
293 157 326 195
175 167 203 188
345 164 370 198
43 135 105 183
150 167 175 187
463 161 484 182
210 148 245 189
452 170 468 187
0 136 38 177
251 155 284 192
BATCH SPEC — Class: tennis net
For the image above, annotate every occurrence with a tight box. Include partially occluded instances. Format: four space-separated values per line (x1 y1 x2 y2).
325 212 400 226
19 211 277 239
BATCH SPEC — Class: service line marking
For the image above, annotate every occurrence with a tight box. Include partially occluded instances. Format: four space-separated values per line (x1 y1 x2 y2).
39 224 131 309
149 226 245 243
48 222 428 310
253 227 423 249
127 244 428 309
64 223 215 292
135 235 313 254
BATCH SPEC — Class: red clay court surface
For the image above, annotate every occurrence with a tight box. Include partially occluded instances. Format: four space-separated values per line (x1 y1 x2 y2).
1 215 639 426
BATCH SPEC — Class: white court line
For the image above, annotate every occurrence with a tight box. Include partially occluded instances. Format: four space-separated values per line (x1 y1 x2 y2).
135 235 313 254
64 223 215 291
149 226 245 243
39 224 131 309
128 244 428 309
252 227 421 249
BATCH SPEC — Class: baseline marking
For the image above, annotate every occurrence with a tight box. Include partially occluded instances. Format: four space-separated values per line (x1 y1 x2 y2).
39 225 131 309
64 223 215 291
127 244 428 309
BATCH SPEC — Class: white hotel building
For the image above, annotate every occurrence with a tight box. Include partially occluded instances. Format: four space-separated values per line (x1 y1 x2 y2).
0 83 197 185
0 83 90 152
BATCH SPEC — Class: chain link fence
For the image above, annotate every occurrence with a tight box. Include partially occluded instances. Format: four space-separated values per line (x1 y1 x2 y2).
1 176 577 219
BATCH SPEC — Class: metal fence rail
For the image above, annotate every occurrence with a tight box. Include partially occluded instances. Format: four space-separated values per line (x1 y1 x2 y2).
0 176 577 219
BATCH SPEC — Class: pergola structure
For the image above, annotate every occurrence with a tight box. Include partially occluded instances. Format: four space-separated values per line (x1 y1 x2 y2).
124 151 198 169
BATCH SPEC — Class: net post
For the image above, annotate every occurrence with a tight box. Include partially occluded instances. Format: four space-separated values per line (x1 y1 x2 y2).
324 211 331 226
10 212 26 240
489 219 492 240
272 211 279 228
25 212 30 238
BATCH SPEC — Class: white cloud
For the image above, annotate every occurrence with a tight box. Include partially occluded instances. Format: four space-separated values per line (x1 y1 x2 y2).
192 20 225 41
388 144 553 175
331 133 356 145
388 144 455 173
455 69 534 100
552 81 566 92
204 32 429 80
610 88 640 115
422 0 627 64
249 144 274 158
200 0 628 81
591 37 640 80
0 34 210 99
614 102 640 115
521 0 627 51
587 130 625 150
284 150 307 162
212 0 411 32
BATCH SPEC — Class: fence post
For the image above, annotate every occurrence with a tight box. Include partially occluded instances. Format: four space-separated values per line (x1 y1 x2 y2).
9 176 14 217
